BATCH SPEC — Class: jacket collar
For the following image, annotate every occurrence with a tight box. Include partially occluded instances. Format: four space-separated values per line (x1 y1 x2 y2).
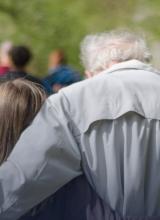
101 59 159 75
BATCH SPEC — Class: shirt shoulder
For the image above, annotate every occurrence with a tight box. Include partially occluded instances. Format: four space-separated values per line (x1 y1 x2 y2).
58 68 160 132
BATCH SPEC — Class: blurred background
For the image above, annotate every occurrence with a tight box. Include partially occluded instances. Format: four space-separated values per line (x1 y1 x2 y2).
0 0 160 77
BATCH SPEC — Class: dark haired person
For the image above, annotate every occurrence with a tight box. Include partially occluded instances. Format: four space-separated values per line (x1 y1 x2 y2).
0 45 49 93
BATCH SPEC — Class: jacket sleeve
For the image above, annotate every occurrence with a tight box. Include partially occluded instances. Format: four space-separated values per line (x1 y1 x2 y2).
0 93 82 220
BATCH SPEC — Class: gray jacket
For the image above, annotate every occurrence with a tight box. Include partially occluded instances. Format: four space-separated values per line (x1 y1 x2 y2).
0 60 160 219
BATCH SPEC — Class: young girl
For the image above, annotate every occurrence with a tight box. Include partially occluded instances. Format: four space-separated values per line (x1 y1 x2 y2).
0 79 116 220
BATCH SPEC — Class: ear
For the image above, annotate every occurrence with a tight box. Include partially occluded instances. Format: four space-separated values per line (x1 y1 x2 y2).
85 71 93 78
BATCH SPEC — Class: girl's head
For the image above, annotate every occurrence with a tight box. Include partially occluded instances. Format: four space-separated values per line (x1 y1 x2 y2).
0 79 46 164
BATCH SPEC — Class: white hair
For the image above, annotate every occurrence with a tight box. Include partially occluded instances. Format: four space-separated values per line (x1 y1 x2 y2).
80 30 151 75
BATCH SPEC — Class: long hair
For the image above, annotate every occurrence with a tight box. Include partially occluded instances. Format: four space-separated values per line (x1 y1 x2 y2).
0 79 46 164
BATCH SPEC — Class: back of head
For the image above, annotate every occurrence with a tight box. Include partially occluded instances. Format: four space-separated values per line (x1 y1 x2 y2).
0 79 46 164
9 45 32 69
80 30 151 75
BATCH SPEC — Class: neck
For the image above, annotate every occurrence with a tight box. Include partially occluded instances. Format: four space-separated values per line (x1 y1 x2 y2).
107 61 119 69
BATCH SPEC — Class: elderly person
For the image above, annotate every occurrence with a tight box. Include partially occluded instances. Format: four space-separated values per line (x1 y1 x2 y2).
0 30 160 219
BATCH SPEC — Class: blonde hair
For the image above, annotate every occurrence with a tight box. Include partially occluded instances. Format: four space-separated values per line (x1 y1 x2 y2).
80 30 151 75
0 79 46 164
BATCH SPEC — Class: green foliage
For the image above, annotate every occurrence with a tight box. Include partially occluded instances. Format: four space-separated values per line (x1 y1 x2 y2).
0 0 159 76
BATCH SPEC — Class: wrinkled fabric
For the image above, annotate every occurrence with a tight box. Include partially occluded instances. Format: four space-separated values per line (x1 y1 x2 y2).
20 175 117 220
1 60 160 219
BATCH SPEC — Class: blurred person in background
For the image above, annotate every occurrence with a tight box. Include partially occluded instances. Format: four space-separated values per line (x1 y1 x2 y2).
1 30 160 220
0 45 48 94
0 41 12 75
43 49 81 93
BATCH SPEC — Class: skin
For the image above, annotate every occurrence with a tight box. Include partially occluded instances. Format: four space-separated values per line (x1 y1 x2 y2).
85 61 118 78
